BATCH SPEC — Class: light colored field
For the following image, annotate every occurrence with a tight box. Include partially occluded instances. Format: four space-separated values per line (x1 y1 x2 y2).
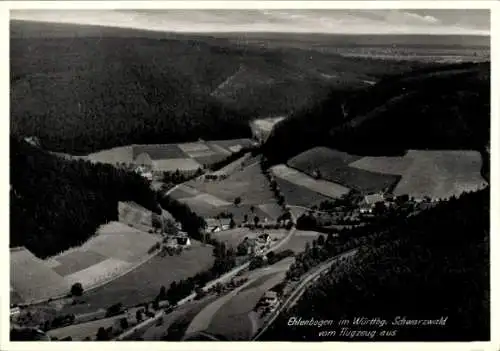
188 163 277 205
48 314 130 340
168 186 200 200
87 146 134 164
53 250 108 276
153 158 201 172
209 139 254 154
118 202 153 229
206 142 232 156
84 227 158 263
348 154 415 175
258 203 283 220
177 142 210 153
59 241 214 315
271 164 350 199
178 196 218 215
349 150 488 199
229 145 243 153
10 248 68 302
177 184 201 196
251 117 285 132
186 149 217 158
132 144 187 160
11 221 161 304
212 153 251 177
280 231 321 253
64 258 132 288
181 193 232 208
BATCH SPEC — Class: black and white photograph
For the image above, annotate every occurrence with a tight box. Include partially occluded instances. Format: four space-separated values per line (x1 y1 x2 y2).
5 1 494 346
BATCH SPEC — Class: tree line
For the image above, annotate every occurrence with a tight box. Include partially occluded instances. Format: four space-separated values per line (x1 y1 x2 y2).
10 137 160 258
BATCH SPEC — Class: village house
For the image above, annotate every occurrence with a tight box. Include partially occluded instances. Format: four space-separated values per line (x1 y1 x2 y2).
360 192 386 213
205 218 232 233
238 234 270 256
257 233 272 246
261 290 279 306
134 166 153 181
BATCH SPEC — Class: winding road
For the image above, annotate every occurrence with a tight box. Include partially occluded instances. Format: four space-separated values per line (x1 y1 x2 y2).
252 248 358 341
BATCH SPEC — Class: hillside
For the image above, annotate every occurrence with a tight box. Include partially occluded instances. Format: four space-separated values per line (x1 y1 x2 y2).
10 20 434 155
263 61 490 164
262 188 489 341
10 137 160 258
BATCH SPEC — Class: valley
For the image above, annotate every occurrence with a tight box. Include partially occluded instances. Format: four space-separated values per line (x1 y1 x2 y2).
9 17 490 343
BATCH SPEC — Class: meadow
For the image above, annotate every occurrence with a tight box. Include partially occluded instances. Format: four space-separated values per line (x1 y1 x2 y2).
288 147 401 194
10 221 160 304
349 150 488 199
274 178 332 208
271 164 350 199
59 240 213 315
278 230 322 253
85 139 254 171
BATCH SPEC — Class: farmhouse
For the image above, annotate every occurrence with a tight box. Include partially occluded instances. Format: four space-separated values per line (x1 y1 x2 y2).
176 236 191 247
363 193 385 206
262 290 279 306
134 166 153 181
206 218 232 233
257 233 271 246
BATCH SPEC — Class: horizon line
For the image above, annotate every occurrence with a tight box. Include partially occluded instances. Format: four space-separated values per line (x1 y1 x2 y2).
10 19 491 37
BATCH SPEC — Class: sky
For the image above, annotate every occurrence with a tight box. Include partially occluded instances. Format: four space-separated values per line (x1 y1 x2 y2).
10 9 490 35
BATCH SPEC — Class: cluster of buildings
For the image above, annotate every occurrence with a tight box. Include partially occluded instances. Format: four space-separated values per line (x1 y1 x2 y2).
238 233 272 256
359 192 436 215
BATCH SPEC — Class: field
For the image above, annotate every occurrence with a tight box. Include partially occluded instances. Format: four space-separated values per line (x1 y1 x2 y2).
271 164 350 199
175 162 282 223
210 228 288 249
84 139 254 170
58 240 213 315
274 177 332 208
288 147 401 194
278 230 322 253
10 222 160 304
349 150 488 199
10 248 70 302
187 163 276 204
118 201 163 232
250 117 286 141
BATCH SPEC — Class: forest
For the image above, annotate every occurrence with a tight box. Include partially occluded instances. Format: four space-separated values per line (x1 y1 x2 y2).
263 61 490 164
10 20 436 155
262 188 489 341
10 138 160 258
